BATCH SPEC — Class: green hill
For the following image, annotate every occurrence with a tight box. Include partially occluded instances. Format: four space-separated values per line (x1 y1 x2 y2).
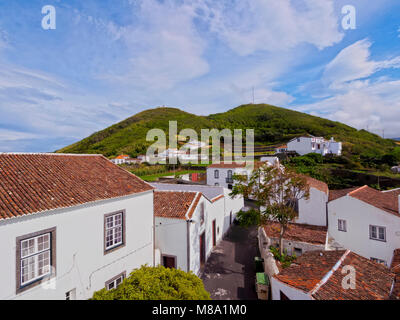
57 104 397 158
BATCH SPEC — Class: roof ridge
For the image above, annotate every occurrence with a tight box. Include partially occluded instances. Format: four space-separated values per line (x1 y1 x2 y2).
348 185 369 196
185 192 202 220
310 250 351 296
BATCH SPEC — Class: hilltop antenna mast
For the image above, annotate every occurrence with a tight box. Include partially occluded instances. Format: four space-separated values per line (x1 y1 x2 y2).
252 87 255 104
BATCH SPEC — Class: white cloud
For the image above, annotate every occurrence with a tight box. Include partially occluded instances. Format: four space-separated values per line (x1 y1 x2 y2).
100 0 209 90
323 39 400 88
298 40 400 137
202 0 343 56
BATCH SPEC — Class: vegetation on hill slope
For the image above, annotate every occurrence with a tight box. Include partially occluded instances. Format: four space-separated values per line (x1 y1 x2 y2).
57 104 397 159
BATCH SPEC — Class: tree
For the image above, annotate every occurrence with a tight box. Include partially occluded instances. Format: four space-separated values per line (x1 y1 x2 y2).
91 265 210 300
231 163 310 255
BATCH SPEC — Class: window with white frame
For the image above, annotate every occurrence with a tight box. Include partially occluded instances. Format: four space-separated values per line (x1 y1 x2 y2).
370 225 386 241
214 170 219 179
371 257 387 266
338 219 347 232
20 233 51 286
105 211 124 251
106 272 125 290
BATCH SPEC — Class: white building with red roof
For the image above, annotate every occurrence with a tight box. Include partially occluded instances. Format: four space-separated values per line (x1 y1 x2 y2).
154 190 224 275
0 153 155 300
328 185 400 266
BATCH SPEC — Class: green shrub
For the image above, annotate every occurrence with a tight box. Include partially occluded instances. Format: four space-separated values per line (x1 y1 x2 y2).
236 208 261 227
91 265 210 300
270 246 297 269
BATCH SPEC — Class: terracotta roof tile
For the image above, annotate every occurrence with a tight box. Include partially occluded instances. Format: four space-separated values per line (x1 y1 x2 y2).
154 191 200 220
349 185 399 216
274 250 344 292
328 187 358 201
264 221 327 245
329 185 399 216
0 153 153 220
314 251 394 300
274 250 395 300
208 162 247 169
303 175 329 194
390 249 400 300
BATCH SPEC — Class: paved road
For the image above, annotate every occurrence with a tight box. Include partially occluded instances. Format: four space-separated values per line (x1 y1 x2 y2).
201 224 259 300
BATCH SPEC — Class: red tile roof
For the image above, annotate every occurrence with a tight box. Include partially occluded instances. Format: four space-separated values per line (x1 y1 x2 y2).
0 153 153 220
264 222 327 245
275 250 344 292
390 249 400 300
208 162 247 169
274 250 395 300
329 185 399 216
303 176 329 194
328 187 358 201
154 191 201 220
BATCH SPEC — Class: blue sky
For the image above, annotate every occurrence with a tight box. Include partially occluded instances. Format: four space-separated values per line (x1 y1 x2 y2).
0 0 400 152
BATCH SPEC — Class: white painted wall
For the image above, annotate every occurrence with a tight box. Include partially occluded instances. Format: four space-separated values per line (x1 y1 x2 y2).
206 167 252 189
154 217 188 271
287 137 341 156
0 191 154 300
295 187 328 226
271 276 312 300
222 188 244 235
328 196 400 266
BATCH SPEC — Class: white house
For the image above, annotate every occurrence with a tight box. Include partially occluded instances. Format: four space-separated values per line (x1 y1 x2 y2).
327 185 400 267
275 145 288 154
287 136 342 156
110 154 130 165
206 162 255 189
294 176 329 226
151 183 244 237
154 191 219 275
271 250 395 300
0 153 154 300
391 166 400 174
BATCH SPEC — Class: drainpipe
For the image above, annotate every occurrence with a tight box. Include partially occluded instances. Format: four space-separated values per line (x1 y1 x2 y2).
153 191 156 267
186 220 191 272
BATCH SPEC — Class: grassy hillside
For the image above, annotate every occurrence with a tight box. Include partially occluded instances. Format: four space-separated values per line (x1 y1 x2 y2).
57 104 397 158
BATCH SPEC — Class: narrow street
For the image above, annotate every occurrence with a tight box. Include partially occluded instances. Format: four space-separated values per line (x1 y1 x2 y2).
201 224 259 300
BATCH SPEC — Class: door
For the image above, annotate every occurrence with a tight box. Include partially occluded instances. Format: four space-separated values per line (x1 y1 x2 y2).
163 255 177 269
200 232 206 268
212 220 216 247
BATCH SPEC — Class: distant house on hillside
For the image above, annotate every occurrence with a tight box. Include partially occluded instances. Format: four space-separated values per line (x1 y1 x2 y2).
287 136 342 156
391 166 400 174
271 250 395 300
0 153 154 300
111 154 130 164
275 145 288 153
328 185 400 266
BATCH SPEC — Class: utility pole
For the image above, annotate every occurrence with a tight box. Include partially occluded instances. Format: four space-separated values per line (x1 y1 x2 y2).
382 129 385 139
252 87 255 104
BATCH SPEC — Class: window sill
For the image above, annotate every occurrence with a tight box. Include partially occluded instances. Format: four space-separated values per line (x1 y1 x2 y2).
104 243 125 255
369 237 386 243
